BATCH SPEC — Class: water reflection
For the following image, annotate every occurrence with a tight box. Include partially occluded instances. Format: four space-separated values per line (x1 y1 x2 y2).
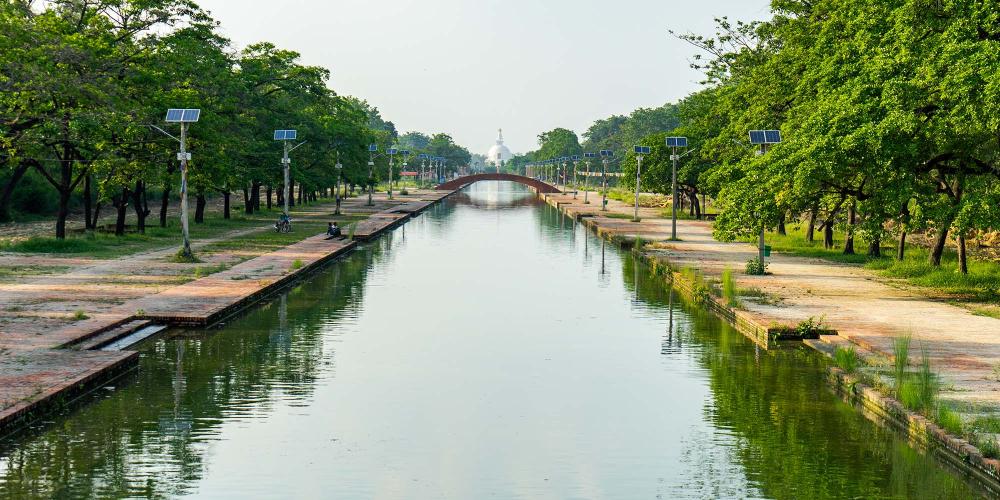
0 182 984 499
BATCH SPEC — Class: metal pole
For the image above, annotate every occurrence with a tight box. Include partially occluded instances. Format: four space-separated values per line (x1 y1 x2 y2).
601 158 608 211
283 140 290 216
367 153 375 206
671 146 678 239
584 160 590 204
634 155 642 221
334 151 342 215
179 122 191 257
387 154 394 200
572 161 578 199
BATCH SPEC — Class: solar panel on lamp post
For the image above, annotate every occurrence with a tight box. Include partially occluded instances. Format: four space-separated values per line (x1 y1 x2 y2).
367 144 378 206
163 109 200 258
632 146 651 222
571 155 581 199
583 153 597 204
666 137 689 240
748 130 783 269
599 150 613 211
274 130 301 219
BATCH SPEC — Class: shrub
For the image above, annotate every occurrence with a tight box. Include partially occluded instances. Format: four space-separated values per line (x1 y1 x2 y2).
796 316 827 338
834 346 859 373
745 257 768 275
977 436 1000 459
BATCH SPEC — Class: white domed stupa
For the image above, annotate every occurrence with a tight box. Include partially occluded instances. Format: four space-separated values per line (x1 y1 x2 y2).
486 129 513 170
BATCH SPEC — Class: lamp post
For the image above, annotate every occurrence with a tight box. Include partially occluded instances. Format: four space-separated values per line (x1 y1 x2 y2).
156 108 201 258
583 153 596 204
400 150 411 193
275 129 305 218
632 146 650 221
367 144 378 206
334 151 343 215
571 155 581 198
666 136 689 240
386 148 398 200
749 129 782 268
599 150 613 211
418 153 428 188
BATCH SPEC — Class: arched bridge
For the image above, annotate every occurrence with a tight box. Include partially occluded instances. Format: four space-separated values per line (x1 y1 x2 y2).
436 173 561 193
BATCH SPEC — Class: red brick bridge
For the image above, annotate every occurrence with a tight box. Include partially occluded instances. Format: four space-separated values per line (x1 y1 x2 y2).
435 173 561 193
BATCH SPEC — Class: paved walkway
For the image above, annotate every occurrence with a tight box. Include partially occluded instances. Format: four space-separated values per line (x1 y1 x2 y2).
542 190 1000 409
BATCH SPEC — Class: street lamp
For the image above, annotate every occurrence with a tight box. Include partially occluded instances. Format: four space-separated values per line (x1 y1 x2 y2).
632 146 650 221
386 148 398 199
367 144 378 206
275 129 305 219
418 153 429 188
666 136 689 240
749 129 782 268
334 151 343 215
599 150 613 211
571 155 581 198
583 153 596 204
155 108 201 258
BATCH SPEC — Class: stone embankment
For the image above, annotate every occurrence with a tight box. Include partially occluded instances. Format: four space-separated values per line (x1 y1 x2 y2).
0 190 453 436
536 187 1000 493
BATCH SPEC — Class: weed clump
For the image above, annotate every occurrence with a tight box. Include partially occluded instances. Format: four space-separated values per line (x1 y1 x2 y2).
71 310 89 321
834 346 859 373
722 268 739 308
745 257 768 275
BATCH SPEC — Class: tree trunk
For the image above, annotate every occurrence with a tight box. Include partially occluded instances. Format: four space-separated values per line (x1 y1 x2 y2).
83 174 94 229
222 190 231 219
195 192 206 223
266 185 273 209
843 201 856 255
687 190 701 219
251 182 261 212
131 180 149 233
242 186 251 214
288 179 295 207
806 203 818 243
113 188 128 236
276 185 284 207
777 212 787 236
897 201 911 261
928 220 952 266
868 233 882 257
958 233 968 275
0 161 30 222
159 185 171 228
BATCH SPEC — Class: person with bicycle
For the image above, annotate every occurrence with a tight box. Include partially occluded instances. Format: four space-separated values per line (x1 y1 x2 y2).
274 212 292 233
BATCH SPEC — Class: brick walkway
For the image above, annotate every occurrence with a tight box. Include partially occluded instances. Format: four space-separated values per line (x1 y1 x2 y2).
542 190 1000 409
0 189 452 431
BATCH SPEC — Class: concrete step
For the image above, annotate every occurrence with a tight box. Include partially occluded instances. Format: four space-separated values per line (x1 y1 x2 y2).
70 319 152 351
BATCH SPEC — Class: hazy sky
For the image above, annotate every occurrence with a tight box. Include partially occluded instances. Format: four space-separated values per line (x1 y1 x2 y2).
196 0 771 155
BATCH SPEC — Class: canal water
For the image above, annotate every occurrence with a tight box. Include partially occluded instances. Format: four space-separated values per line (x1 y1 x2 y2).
0 183 983 498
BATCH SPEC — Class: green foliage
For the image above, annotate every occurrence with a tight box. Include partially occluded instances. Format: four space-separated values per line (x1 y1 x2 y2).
745 257 767 275
721 268 739 308
936 406 964 436
290 259 304 271
71 310 89 321
834 346 859 373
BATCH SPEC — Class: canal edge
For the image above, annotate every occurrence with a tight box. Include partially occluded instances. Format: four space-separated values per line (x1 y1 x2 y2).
534 188 1000 495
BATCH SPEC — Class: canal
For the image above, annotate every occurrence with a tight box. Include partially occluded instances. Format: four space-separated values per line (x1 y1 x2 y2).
0 183 983 498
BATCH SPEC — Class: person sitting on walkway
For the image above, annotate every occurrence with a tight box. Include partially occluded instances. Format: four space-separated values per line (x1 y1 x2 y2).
325 222 342 240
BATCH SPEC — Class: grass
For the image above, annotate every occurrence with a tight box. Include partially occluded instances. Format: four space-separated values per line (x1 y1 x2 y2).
893 334 911 394
834 346 860 373
70 310 89 321
763 225 1000 305
290 259 304 271
722 268 739 308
